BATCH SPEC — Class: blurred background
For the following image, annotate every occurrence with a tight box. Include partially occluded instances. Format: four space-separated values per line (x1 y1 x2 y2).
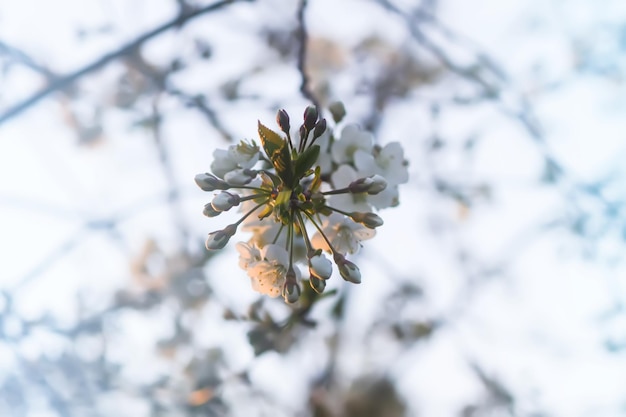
1 0 626 416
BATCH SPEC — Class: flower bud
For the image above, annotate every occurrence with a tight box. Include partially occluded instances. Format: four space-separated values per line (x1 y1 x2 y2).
211 191 241 212
350 212 383 229
195 173 229 191
348 175 387 195
328 101 346 123
303 105 318 130
312 118 327 140
205 224 237 251
224 168 256 185
299 125 307 142
366 174 387 194
309 254 332 280
282 268 301 303
203 203 221 217
276 109 290 134
309 276 326 294
334 253 361 284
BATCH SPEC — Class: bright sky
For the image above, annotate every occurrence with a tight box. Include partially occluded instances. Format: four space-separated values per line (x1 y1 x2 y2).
1 0 626 416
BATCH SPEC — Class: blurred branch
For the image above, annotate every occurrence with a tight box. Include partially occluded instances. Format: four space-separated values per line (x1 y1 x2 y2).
373 0 503 93
122 50 234 142
167 87 233 142
13 227 89 291
0 40 54 76
0 0 252 126
296 0 321 110
150 96 193 243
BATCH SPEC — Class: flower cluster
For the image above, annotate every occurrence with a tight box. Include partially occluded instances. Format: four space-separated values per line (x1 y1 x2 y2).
195 105 408 303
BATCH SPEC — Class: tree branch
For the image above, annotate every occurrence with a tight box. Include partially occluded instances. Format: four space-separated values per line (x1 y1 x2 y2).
296 0 320 110
0 0 252 126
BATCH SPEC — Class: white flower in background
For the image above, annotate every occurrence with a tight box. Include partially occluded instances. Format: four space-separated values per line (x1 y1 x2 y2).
329 164 372 213
224 168 256 185
211 139 259 178
354 142 408 185
195 105 406 303
230 139 260 166
310 127 333 174
354 143 408 209
331 124 373 164
210 149 237 178
311 213 375 255
367 184 399 209
236 241 262 270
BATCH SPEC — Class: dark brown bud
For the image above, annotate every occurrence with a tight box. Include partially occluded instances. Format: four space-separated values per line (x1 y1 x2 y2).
303 105 318 130
312 118 327 140
276 109 290 134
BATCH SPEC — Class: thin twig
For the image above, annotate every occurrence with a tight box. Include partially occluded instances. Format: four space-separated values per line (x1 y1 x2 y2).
0 0 252 126
296 0 321 110
0 41 54 76
166 87 233 142
374 0 499 93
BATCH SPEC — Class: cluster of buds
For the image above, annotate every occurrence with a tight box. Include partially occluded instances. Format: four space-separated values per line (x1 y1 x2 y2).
195 105 408 303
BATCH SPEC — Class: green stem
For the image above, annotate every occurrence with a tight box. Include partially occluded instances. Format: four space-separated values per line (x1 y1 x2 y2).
295 210 313 254
231 185 270 193
234 199 269 226
239 193 268 202
285 213 293 252
288 209 295 269
299 127 310 153
325 205 351 216
303 211 337 255
321 187 351 196
272 224 285 245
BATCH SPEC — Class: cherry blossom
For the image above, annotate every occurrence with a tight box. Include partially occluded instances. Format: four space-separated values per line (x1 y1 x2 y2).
195 105 407 302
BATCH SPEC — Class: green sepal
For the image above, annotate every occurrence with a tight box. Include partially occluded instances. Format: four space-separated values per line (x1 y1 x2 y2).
258 121 294 187
258 121 284 158
257 204 274 220
275 189 291 207
294 144 320 181
309 167 322 194
259 170 281 189
271 143 294 188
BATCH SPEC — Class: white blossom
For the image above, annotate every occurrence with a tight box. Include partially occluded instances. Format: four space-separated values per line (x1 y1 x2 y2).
196 106 407 301
246 244 292 297
229 139 259 167
312 213 375 255
370 187 399 209
329 164 372 212
331 124 373 164
354 142 408 185
210 149 238 178
224 168 255 185
211 140 259 179
310 127 333 174
236 241 262 270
